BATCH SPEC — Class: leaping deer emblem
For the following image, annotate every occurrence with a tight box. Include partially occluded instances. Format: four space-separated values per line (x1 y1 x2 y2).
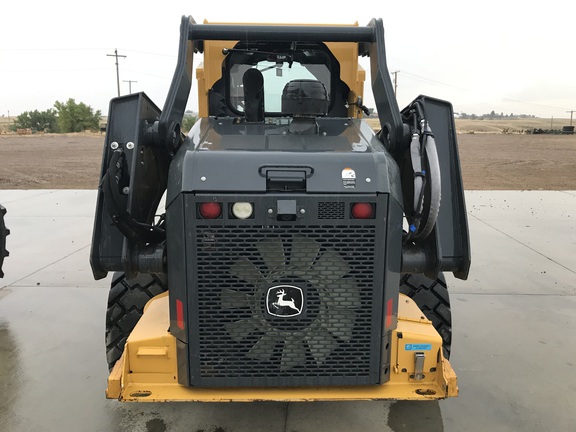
273 289 301 313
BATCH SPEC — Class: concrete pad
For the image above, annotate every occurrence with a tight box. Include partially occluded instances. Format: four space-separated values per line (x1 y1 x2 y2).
0 190 103 289
444 293 576 432
1 189 575 432
466 190 576 278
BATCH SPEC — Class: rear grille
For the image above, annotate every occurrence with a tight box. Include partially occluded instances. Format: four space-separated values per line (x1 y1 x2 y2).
190 224 384 387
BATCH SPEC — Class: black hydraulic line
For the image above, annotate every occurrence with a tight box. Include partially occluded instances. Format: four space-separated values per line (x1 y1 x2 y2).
403 100 442 242
412 100 441 240
102 149 165 245
419 121 442 240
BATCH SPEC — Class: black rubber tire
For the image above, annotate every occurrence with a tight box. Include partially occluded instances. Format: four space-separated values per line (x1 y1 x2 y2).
0 205 9 278
105 272 168 370
399 273 452 359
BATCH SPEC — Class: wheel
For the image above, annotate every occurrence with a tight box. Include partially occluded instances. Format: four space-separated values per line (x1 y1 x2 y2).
105 272 168 370
399 273 452 359
0 205 9 278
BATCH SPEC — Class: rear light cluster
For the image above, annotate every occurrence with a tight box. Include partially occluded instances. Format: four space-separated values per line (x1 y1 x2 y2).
198 202 254 220
197 202 374 219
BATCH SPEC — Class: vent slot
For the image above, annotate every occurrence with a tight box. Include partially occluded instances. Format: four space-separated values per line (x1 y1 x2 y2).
318 202 345 220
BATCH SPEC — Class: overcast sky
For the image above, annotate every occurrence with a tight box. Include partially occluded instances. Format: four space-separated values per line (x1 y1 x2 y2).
2 0 575 119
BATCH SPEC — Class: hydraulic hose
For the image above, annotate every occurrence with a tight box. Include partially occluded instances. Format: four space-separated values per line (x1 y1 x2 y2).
102 149 165 245
415 121 441 240
409 131 425 235
403 103 442 242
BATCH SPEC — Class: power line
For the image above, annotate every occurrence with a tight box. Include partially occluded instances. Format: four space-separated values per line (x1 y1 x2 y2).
120 48 177 58
400 71 471 93
106 49 127 97
0 47 109 52
123 80 138 94
124 69 172 80
400 70 573 113
501 97 571 112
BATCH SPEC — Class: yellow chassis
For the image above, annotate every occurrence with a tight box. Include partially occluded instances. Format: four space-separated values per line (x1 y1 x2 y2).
107 293 458 402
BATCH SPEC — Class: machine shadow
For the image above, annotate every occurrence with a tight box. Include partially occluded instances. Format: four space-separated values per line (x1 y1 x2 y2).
388 400 444 432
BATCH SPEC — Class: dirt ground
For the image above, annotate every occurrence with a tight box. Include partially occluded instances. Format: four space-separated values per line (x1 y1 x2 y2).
457 133 576 190
0 132 575 190
0 134 103 189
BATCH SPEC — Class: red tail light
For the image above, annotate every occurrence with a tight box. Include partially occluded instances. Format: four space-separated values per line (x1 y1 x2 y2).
351 202 374 219
199 202 222 219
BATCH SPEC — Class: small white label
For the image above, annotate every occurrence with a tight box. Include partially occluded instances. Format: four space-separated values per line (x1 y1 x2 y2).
342 167 356 189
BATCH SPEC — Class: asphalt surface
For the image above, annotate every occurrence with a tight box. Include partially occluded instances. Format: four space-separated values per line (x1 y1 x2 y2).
0 189 575 432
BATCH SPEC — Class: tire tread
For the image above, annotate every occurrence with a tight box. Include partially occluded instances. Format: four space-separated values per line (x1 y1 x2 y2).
105 272 168 369
399 273 452 359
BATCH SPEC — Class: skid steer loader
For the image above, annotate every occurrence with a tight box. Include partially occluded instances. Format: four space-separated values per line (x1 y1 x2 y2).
90 17 470 402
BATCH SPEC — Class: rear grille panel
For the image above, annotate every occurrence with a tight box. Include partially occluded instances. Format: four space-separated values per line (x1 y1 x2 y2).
186 195 387 387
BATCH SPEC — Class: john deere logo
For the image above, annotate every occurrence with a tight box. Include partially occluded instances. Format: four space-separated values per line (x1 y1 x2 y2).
266 285 303 317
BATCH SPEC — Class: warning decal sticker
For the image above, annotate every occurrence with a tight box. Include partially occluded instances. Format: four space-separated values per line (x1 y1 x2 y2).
342 167 356 189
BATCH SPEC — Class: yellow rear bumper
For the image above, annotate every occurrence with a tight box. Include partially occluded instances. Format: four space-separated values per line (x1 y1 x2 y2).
107 293 458 402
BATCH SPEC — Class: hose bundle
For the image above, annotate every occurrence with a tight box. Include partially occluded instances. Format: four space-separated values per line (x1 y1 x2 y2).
402 102 441 242
101 149 165 245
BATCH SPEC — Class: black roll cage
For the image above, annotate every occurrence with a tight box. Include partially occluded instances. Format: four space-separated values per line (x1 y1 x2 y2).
158 17 403 152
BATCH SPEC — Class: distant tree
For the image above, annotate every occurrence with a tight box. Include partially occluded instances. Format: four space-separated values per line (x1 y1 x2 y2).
10 109 58 132
54 99 101 132
181 115 197 133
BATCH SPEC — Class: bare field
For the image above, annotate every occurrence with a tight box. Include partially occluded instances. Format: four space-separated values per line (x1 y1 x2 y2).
455 117 569 134
0 133 103 189
0 131 575 190
456 133 575 190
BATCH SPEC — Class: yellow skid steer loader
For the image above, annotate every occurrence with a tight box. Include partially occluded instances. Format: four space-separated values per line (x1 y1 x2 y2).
90 17 470 402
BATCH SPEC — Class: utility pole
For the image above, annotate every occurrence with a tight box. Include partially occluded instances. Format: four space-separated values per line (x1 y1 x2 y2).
107 49 127 97
566 110 576 126
123 80 138 94
391 71 399 98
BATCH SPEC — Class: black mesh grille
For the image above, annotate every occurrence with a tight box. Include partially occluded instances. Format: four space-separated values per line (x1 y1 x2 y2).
191 224 382 387
318 202 345 219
